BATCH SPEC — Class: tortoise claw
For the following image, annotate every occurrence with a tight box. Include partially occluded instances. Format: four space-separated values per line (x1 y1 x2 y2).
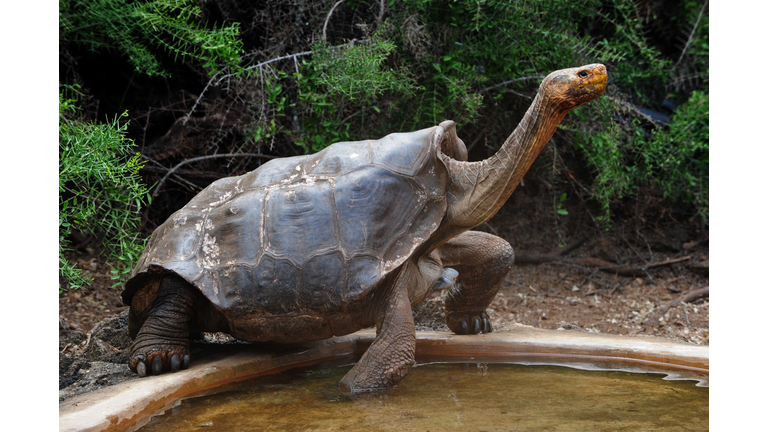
458 320 468 335
137 361 147 378
152 356 163 375
482 312 492 333
170 354 181 372
472 317 482 334
182 354 191 369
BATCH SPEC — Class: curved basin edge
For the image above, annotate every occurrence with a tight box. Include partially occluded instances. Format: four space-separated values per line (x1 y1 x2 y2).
59 328 708 432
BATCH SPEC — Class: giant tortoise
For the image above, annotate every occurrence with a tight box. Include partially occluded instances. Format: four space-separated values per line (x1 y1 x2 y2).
122 64 607 393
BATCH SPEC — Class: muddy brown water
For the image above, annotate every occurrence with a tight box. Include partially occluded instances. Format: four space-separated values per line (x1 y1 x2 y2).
137 362 708 431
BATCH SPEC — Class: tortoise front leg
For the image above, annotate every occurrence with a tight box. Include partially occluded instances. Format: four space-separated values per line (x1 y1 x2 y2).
435 230 514 334
129 276 195 376
339 266 416 395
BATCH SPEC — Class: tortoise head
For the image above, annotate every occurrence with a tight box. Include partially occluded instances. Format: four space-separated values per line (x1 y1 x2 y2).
540 64 607 112
439 64 607 230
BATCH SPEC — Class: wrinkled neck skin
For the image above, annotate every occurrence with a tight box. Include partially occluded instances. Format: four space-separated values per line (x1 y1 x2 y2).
441 89 570 231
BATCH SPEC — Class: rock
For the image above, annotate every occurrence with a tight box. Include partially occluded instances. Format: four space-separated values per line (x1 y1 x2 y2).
59 315 86 352
60 315 89 390
59 310 137 401
59 361 135 401
202 332 240 344
59 356 89 391
556 321 586 332
92 310 132 350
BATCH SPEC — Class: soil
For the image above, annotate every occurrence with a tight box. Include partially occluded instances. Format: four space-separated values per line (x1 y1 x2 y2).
59 204 709 402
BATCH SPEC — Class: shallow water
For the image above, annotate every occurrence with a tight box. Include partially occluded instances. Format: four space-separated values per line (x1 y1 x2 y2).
139 362 708 431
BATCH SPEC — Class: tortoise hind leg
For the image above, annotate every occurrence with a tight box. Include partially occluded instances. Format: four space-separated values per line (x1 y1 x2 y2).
435 231 514 335
129 276 195 376
338 266 416 394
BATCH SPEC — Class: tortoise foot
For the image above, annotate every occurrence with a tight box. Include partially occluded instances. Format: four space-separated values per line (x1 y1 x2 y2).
128 276 195 377
130 346 191 377
446 310 492 335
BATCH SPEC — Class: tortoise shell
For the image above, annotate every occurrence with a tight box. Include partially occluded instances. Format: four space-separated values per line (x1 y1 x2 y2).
123 121 461 332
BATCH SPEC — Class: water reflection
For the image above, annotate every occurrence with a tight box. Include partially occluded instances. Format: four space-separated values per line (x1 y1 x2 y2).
139 362 708 431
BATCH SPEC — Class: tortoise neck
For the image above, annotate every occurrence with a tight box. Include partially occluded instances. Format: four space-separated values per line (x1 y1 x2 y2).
444 90 568 228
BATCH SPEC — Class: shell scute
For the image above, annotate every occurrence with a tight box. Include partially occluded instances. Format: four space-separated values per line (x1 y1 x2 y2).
306 140 373 177
301 250 346 312
250 254 302 315
345 254 382 302
239 156 306 189
334 166 421 255
370 129 433 176
264 178 338 266
216 265 253 310
206 192 264 266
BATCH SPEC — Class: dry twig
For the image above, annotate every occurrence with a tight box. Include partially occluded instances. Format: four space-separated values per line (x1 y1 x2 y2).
518 243 692 278
482 76 546 93
671 0 709 73
323 0 346 42
515 235 590 264
152 153 277 196
644 286 709 327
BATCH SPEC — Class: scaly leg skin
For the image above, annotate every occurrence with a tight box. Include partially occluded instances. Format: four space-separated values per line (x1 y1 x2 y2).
338 266 416 395
436 231 514 335
129 276 195 377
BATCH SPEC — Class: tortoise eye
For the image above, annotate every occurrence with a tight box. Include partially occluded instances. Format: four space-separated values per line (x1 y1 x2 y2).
578 71 589 78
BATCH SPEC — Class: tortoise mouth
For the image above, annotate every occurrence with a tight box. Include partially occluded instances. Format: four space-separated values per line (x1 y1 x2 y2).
577 74 608 92
572 77 606 103
589 82 606 93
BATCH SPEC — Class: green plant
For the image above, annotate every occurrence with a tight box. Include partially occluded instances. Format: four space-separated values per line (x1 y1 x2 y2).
290 33 417 153
573 90 709 225
312 36 415 102
556 192 569 216
59 87 152 292
546 0 710 225
636 91 709 222
59 0 243 77
571 97 637 224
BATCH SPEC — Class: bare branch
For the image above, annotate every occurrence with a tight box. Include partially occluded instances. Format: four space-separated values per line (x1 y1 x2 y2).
183 52 312 123
182 72 219 126
514 235 590 264
152 153 278 196
139 155 202 192
482 76 545 95
671 0 708 73
323 0 346 42
644 286 709 327
377 0 386 28
517 254 692 278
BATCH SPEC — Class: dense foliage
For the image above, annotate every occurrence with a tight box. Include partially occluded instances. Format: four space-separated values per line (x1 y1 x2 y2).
59 0 708 290
59 0 243 77
59 87 151 291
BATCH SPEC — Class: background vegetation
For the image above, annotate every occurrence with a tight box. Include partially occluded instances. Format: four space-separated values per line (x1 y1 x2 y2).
59 0 709 290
